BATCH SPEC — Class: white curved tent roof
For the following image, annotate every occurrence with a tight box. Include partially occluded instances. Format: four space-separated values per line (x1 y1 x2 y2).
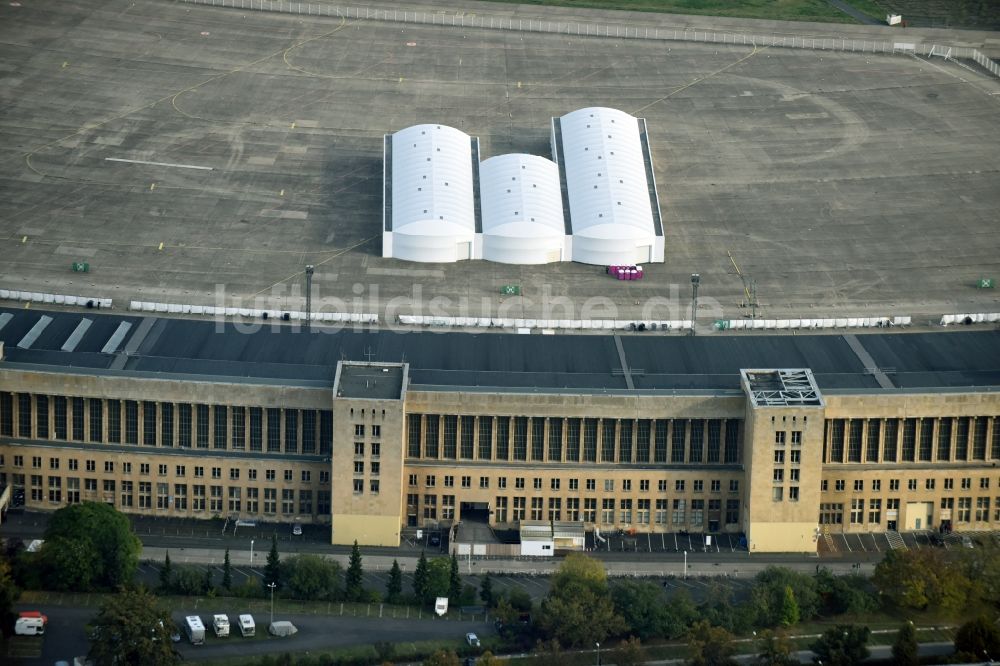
558 107 660 265
389 124 476 263
480 154 566 264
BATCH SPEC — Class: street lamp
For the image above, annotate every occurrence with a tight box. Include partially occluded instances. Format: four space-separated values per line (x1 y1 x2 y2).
268 582 277 625
595 642 601 666
250 539 255 567
689 273 700 336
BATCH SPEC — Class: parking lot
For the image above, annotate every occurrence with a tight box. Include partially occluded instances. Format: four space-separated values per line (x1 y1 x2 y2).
588 530 747 554
817 529 1000 556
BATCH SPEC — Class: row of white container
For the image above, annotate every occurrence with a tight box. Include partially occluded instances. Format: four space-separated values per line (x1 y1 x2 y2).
940 313 1000 325
128 301 378 323
725 315 910 330
0 289 111 309
396 315 694 330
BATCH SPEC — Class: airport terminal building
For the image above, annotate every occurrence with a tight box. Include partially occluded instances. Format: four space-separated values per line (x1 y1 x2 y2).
1 307 998 553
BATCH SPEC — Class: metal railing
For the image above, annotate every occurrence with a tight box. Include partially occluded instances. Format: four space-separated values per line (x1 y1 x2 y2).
178 0 1000 78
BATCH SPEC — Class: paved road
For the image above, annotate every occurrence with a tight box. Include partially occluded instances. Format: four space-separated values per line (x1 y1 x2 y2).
11 603 491 665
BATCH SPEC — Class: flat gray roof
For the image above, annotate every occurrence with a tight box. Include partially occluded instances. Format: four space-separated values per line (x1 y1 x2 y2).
336 363 405 400
1 308 999 394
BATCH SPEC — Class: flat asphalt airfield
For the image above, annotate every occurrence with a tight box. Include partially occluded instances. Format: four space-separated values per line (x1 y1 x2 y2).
1 0 999 326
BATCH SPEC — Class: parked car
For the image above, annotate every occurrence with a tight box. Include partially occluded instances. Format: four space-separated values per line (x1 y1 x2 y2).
429 533 441 547
466 632 480 647
961 535 974 548
292 523 302 536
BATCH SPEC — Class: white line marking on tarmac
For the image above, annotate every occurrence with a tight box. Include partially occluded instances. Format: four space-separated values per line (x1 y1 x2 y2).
105 157 214 171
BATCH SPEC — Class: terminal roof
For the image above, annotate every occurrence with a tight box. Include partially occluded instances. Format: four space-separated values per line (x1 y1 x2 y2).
1 308 999 394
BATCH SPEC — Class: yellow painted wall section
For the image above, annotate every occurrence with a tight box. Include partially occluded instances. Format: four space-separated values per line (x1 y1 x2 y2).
748 522 817 553
332 514 401 546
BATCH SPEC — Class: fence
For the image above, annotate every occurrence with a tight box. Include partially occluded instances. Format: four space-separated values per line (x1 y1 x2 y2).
178 0 1000 78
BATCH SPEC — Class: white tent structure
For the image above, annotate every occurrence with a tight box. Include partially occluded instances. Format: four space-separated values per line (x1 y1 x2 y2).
480 154 566 264
383 124 478 263
553 107 664 266
382 109 665 266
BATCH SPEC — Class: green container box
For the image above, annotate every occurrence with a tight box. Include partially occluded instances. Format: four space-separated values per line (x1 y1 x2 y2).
500 284 521 296
976 278 994 289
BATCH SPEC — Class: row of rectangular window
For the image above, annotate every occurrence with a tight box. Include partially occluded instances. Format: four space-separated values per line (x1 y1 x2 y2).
408 494 741 526
408 474 739 493
824 416 1000 464
0 456 329 483
820 497 1000 524
4 474 330 515
407 415 741 464
822 477 995 492
0 393 332 455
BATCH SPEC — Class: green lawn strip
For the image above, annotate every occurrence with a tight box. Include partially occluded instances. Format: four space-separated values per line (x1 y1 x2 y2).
840 0 887 19
197 639 463 666
472 0 859 24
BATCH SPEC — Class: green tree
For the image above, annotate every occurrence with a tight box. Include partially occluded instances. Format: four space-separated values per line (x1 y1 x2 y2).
613 636 644 666
953 616 1000 661
425 557 452 605
222 548 232 591
413 551 429 603
538 553 626 647
41 502 141 591
749 567 819 627
263 534 281 589
891 622 919 666
686 620 738 666
873 549 970 615
0 556 20 636
809 624 870 666
159 551 173 593
814 570 878 616
422 649 460 666
533 638 571 666
779 585 800 627
477 651 501 666
203 567 213 595
172 566 207 596
87 587 179 666
345 541 364 602
611 579 675 640
494 596 517 627
285 554 342 601
480 573 494 607
753 629 798 666
386 559 403 604
43 536 98 592
507 587 533 613
448 553 462 605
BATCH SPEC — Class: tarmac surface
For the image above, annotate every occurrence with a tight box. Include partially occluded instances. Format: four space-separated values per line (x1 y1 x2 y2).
1 0 1000 325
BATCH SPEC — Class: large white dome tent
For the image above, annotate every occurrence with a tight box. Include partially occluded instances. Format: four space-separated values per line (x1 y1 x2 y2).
479 153 567 264
383 124 479 263
552 107 664 266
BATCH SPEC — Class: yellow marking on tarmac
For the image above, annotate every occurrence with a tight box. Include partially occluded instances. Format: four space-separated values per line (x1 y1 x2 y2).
21 236 27 243
517 81 521 88
150 183 156 190
280 189 285 197
632 45 768 115
25 303 30 309
158 242 164 251
399 77 403 83
62 61 68 69
728 249 752 302
291 122 296 129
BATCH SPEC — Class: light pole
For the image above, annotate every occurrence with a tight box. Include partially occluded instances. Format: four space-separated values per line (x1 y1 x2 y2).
689 273 700 336
305 264 315 330
684 550 688 579
595 642 601 666
250 539 254 567
268 582 277 625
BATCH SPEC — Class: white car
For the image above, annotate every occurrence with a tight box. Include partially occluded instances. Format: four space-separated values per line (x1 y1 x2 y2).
292 523 302 536
466 632 480 647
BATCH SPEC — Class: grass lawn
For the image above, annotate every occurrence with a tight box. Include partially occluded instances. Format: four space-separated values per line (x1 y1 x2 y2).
472 0 866 23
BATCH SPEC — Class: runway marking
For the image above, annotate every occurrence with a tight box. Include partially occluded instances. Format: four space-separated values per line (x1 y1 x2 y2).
632 44 769 115
106 157 214 171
